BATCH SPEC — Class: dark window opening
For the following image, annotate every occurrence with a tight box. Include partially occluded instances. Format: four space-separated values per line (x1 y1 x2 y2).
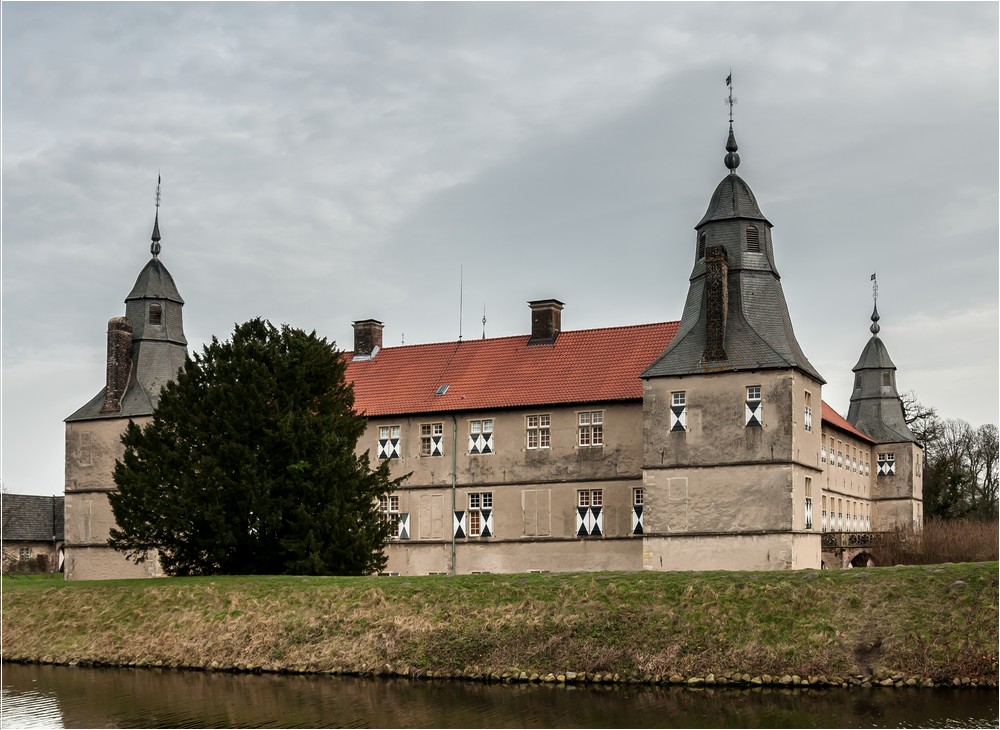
746 226 760 252
148 303 162 325
697 232 707 260
881 370 892 387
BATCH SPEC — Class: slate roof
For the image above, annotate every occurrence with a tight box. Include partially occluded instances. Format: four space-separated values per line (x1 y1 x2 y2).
821 401 876 444
126 258 184 304
2 494 64 542
346 322 679 417
696 173 772 228
852 334 897 371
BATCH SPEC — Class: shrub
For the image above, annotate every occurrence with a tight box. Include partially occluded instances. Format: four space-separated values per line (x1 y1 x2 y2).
871 518 999 565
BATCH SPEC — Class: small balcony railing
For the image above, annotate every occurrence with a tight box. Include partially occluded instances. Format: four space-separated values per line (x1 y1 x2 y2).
821 531 887 549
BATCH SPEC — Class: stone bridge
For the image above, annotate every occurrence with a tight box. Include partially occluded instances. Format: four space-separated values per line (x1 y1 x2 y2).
821 532 888 568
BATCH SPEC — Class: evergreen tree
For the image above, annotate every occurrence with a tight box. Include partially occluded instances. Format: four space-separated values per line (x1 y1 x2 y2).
108 318 403 575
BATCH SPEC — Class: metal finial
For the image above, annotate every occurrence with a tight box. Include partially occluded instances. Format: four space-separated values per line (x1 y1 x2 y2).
725 71 736 123
150 174 162 258
482 302 487 340
724 73 740 172
869 273 880 335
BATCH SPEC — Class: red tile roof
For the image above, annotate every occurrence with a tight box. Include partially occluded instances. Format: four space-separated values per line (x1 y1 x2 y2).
346 322 679 417
821 401 876 443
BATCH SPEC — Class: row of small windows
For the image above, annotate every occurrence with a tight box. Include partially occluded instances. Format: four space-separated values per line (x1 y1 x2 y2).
820 495 872 532
670 386 766 431
379 487 646 540
821 438 872 476
696 225 762 260
377 411 605 459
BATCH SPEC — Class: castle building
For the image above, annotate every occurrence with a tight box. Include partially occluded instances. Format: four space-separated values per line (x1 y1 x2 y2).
63 116 922 580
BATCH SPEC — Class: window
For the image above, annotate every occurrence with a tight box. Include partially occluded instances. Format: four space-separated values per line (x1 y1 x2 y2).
805 477 813 530
577 489 604 536
377 425 401 459
578 411 604 447
821 444 827 463
469 419 494 455
18 547 31 561
821 495 828 531
877 452 896 476
746 225 760 253
148 303 162 325
804 391 813 432
526 414 550 449
697 232 707 260
420 422 444 456
379 495 400 538
670 392 688 432
632 488 644 535
745 386 762 427
468 492 493 537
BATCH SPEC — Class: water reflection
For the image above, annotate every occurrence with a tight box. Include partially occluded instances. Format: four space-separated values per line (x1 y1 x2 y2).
2 663 996 729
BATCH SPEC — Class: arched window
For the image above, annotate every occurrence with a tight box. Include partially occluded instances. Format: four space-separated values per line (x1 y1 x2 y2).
697 232 707 260
746 225 760 253
148 303 162 325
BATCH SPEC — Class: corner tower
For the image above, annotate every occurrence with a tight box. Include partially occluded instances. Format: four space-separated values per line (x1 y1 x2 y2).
640 79 824 571
63 179 188 580
847 294 923 528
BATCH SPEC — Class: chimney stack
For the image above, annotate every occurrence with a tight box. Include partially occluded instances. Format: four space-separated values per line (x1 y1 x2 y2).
352 319 384 359
528 299 564 344
101 316 134 413
702 245 729 362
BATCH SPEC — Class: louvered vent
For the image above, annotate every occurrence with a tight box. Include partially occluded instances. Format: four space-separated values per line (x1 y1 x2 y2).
697 232 707 260
746 226 760 253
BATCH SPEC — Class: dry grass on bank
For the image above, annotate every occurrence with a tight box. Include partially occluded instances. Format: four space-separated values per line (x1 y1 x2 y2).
870 519 999 566
2 562 997 684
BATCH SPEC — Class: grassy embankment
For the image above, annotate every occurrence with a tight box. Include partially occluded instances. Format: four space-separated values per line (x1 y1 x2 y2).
3 563 997 688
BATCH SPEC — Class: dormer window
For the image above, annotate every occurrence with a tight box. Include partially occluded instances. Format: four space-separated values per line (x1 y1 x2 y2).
148 303 162 325
746 225 760 253
697 232 707 260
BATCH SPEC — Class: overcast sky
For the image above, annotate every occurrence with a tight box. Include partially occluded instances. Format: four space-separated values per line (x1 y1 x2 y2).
3 2 997 497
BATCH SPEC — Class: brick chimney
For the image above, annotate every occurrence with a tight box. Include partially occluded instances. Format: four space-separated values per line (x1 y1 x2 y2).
528 299 564 344
702 245 729 362
101 316 133 413
352 319 384 359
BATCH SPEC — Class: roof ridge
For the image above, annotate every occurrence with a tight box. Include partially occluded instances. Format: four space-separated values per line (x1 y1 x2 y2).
368 320 681 353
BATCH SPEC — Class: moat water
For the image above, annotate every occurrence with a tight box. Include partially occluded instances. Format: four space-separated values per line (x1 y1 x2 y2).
1 663 996 729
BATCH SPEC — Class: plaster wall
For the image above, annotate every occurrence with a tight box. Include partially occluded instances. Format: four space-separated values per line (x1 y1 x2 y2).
871 442 923 530
642 370 823 535
64 417 160 580
385 536 642 575
362 402 643 488
642 532 821 571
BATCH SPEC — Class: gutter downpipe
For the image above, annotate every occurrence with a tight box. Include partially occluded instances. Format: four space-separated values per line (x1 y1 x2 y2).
451 414 458 576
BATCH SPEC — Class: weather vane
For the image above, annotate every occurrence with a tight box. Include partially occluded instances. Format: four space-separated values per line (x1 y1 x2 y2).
725 71 737 123
869 272 881 335
150 173 162 259
482 303 487 340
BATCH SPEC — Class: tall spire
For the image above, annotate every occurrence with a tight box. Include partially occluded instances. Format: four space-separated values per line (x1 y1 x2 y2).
150 174 162 259
642 77 823 384
724 72 740 173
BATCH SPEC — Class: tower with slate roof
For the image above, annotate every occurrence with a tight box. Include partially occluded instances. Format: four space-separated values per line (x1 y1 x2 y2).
846 296 924 528
63 179 187 580
640 80 825 570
